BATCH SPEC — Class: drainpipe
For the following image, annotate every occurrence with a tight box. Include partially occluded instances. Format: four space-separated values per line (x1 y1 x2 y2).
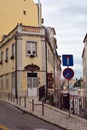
53 53 56 92
38 0 40 26
45 28 48 100
15 34 18 99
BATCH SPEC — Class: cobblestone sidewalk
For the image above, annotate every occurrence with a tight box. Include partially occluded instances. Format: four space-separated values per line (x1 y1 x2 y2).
1 96 87 130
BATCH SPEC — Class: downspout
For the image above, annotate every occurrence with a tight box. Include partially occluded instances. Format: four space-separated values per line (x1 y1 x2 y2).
45 28 48 99
53 52 56 92
15 33 18 99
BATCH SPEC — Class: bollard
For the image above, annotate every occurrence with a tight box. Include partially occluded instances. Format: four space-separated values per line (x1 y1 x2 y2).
8 93 9 100
11 94 12 102
19 97 21 105
42 99 44 115
24 97 26 108
12 96 14 102
8 93 10 100
32 99 34 111
16 97 18 104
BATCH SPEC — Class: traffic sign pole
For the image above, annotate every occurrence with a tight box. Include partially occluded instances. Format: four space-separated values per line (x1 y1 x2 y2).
62 54 74 117
63 67 74 117
68 79 70 117
67 67 71 117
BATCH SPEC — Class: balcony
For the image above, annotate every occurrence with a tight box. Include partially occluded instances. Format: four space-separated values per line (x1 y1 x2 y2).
30 54 35 58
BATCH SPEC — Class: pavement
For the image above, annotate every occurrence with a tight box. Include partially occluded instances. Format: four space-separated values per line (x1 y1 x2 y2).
1 96 87 130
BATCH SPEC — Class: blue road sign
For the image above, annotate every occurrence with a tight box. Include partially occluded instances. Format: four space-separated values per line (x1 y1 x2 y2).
63 68 74 80
62 54 73 66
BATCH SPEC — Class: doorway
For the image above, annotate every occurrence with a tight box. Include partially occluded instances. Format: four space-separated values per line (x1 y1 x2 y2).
27 73 38 97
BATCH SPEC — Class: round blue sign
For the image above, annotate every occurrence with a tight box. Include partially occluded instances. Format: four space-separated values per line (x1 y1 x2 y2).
63 68 74 80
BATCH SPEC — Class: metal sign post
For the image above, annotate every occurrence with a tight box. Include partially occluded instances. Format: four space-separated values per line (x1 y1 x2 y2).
63 67 74 117
68 79 70 117
62 54 74 117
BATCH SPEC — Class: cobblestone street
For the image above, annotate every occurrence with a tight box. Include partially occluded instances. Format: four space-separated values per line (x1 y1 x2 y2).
0 96 87 130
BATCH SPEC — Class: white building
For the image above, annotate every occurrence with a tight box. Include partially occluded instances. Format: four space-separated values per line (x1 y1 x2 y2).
82 33 87 117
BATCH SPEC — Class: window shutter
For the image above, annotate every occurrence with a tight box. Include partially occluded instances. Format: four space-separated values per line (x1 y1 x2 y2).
27 42 37 56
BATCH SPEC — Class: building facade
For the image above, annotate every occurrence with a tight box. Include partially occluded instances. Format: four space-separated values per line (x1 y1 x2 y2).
82 33 87 117
0 24 60 99
0 0 42 40
0 0 61 100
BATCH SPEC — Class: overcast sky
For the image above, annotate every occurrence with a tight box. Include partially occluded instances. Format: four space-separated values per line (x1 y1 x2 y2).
34 0 87 79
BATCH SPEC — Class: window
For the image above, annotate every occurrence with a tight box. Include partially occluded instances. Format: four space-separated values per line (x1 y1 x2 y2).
1 77 3 90
12 73 16 96
1 51 3 63
26 41 37 56
12 44 15 56
48 50 53 66
23 10 26 15
11 44 15 59
27 73 38 88
5 48 9 62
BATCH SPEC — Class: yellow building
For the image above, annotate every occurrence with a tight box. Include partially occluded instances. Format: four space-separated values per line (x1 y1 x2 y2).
0 24 59 99
0 0 42 40
0 0 60 100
